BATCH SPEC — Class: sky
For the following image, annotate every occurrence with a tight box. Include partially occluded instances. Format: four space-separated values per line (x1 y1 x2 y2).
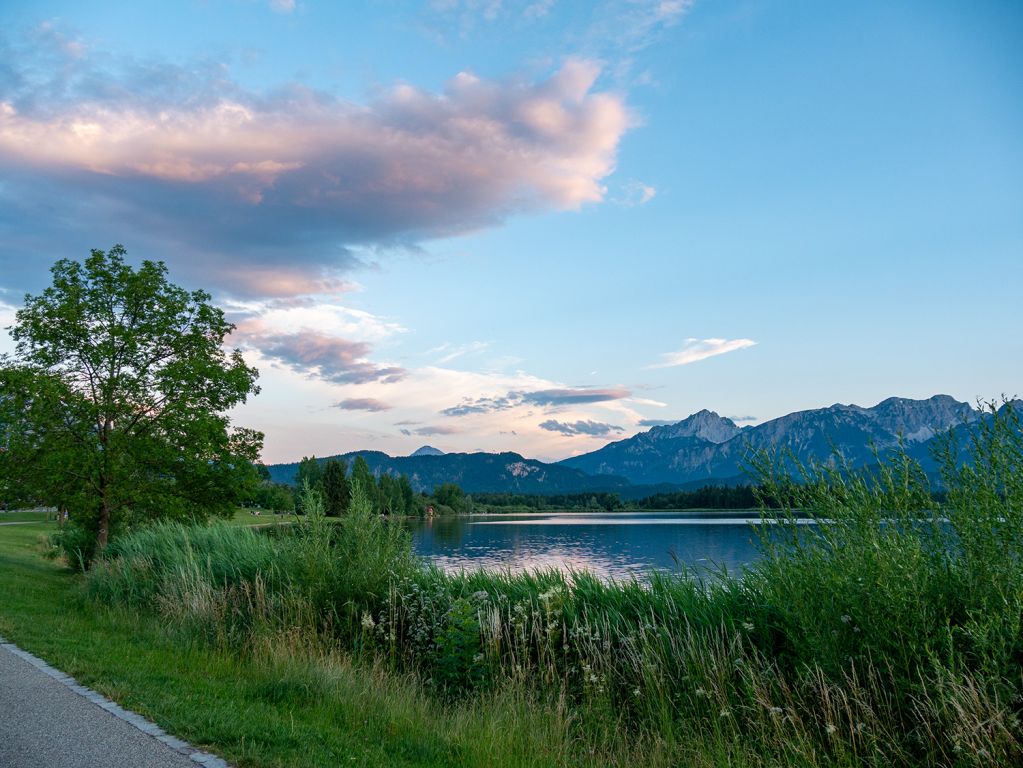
0 0 1020 464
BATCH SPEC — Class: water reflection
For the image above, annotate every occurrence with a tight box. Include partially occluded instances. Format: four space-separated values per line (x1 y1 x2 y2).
409 511 766 581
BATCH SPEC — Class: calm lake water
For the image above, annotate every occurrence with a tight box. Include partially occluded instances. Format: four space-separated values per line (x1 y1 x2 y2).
407 511 768 580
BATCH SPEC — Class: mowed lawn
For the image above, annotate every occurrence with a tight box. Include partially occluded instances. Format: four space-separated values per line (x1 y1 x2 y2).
0 510 59 523
0 520 560 768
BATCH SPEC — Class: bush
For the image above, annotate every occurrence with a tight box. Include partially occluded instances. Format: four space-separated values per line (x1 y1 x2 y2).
50 521 98 572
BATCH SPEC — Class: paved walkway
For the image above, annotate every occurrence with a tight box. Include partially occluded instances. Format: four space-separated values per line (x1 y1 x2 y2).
0 640 227 768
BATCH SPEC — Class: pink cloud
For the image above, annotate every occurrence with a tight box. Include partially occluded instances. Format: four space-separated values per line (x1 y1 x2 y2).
0 44 632 298
234 320 406 385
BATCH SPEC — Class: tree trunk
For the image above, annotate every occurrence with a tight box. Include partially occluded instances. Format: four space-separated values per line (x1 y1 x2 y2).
96 417 112 553
96 504 110 551
96 476 111 553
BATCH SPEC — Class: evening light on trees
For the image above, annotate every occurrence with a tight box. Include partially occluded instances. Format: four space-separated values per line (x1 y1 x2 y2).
0 246 262 563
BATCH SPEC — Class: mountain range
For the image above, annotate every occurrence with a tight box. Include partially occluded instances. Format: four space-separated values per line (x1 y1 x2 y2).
266 395 990 495
266 449 626 495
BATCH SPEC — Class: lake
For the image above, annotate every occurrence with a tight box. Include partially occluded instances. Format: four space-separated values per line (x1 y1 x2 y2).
407 510 769 580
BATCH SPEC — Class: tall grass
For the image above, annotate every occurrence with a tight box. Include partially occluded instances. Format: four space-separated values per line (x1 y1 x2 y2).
85 403 1023 766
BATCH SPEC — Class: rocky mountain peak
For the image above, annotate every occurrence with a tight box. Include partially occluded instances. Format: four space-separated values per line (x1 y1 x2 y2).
867 395 976 441
650 409 741 444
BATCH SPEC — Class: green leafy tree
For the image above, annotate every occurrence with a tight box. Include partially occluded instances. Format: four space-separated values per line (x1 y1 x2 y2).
295 455 323 491
0 246 262 561
378 472 393 513
433 482 467 514
398 474 416 515
350 455 377 510
253 481 295 513
321 458 350 516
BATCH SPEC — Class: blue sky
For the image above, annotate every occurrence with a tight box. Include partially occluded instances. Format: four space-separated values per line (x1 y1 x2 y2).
0 0 1020 462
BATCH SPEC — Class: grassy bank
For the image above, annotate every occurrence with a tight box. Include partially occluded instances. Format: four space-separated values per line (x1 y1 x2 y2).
3 404 1021 766
81 406 1023 766
0 521 618 767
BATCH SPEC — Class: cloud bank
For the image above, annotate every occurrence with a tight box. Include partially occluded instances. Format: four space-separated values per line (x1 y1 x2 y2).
441 385 632 415
538 419 624 437
637 418 678 427
335 398 393 412
0 28 632 297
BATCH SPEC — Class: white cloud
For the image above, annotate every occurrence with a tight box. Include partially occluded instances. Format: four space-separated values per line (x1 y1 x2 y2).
428 340 491 364
617 179 656 206
649 338 757 368
237 302 406 344
655 1 692 23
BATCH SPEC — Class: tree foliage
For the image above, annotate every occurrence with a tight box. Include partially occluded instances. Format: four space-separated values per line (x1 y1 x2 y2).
433 482 467 514
322 458 350 516
295 455 323 491
0 246 262 563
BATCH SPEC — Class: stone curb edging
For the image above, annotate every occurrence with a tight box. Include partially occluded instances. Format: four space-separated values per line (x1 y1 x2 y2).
0 636 229 768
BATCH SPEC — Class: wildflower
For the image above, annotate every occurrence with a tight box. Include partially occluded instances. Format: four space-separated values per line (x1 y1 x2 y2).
361 612 375 630
695 687 707 698
719 707 731 718
825 724 837 735
841 614 852 624
633 688 641 698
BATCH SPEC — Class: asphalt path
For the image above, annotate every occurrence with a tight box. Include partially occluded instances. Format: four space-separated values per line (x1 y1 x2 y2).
0 641 226 767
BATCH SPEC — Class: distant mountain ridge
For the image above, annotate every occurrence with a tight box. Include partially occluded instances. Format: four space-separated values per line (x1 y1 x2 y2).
559 395 978 485
265 395 993 494
265 450 628 495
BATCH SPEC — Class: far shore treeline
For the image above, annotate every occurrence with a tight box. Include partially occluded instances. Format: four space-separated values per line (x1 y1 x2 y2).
250 457 770 516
